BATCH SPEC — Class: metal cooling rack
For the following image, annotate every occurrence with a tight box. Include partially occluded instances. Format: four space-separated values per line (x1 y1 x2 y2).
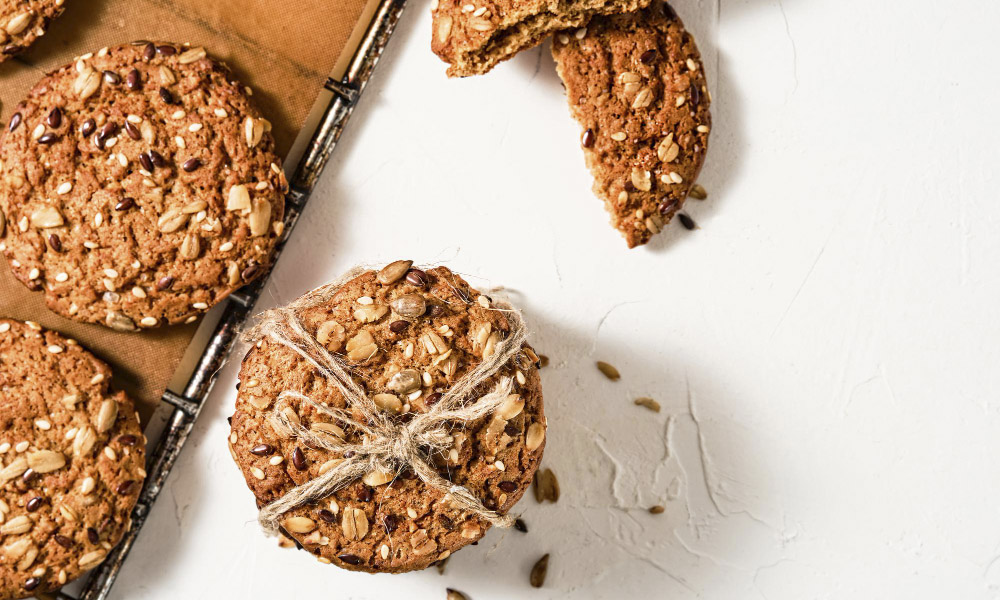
45 1 410 598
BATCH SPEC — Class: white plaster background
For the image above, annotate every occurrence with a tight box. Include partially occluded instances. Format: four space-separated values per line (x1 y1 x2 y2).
110 0 1000 598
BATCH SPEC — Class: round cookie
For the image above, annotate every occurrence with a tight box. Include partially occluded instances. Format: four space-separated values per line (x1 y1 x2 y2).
0 42 287 331
229 262 547 573
551 1 711 248
0 319 146 599
0 0 66 61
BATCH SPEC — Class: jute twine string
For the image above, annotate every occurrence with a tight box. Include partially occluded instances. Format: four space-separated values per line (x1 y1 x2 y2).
245 266 525 536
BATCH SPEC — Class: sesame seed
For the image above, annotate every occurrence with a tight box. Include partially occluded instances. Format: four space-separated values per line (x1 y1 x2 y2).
357 296 374 305
90 373 105 384
219 241 234 252
127 114 142 123
0 323 9 333
611 131 627 141
175 136 186 148
57 182 72 194
697 125 710 133
213 108 228 117
35 419 51 430
132 286 146 298
575 27 587 39
15 441 29 452
47 345 63 354
189 123 202 132
171 110 186 120
28 268 39 280
192 302 208 310
140 317 158 327
55 272 68 282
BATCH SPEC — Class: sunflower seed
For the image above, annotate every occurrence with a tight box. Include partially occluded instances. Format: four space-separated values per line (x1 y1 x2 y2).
630 168 652 192
497 394 524 420
94 399 118 432
525 422 545 451
1 515 32 535
530 553 549 588
27 450 65 473
78 550 107 570
689 184 708 200
72 426 97 457
362 469 394 487
341 507 369 541
75 68 101 100
378 259 412 284
177 46 206 64
632 87 654 109
596 361 620 381
533 468 559 503
447 590 469 600
284 516 317 534
227 184 251 212
248 198 271 236
387 369 421 394
391 294 426 319
179 232 200 260
5 12 31 35
437 15 453 42
157 208 188 233
649 505 665 514
633 397 661 412
373 393 403 414
678 213 697 230
29 206 63 228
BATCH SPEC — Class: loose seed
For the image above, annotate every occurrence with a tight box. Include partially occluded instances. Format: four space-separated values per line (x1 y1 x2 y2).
377 259 412 285
689 184 708 200
514 518 528 533
633 397 661 412
678 213 697 230
596 361 620 381
649 505 665 514
530 554 550 588
447 590 469 600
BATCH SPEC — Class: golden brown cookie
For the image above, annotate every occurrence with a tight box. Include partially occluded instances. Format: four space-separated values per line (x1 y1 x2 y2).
431 0 650 77
0 42 287 330
0 0 66 61
229 262 546 573
552 2 711 247
0 319 146 599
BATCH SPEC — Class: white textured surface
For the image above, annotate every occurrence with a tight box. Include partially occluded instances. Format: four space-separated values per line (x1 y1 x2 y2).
112 0 1000 598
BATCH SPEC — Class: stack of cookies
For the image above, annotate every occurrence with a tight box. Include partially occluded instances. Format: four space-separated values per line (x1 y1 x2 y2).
432 0 712 248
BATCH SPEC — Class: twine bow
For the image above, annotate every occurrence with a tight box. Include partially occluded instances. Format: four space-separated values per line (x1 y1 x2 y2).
244 267 526 535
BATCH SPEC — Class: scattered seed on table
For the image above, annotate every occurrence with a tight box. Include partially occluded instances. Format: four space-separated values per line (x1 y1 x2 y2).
596 361 620 381
633 397 661 412
689 184 708 200
649 505 665 514
446 589 469 600
514 518 528 533
678 213 697 230
539 354 550 368
530 553 550 588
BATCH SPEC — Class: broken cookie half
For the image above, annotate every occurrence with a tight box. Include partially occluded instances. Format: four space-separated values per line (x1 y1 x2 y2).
552 2 712 247
431 0 651 77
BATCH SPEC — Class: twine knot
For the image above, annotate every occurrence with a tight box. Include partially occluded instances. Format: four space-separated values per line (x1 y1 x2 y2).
246 267 525 536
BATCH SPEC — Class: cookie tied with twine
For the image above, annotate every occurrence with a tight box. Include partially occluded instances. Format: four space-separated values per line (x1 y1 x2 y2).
229 262 547 573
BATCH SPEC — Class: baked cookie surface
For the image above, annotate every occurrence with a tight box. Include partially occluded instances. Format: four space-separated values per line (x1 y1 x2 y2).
0 42 287 330
0 0 66 61
0 319 146 600
431 0 650 77
552 2 711 247
230 262 546 573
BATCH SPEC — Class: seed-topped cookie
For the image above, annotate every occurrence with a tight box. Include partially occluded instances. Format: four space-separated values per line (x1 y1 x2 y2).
552 2 711 247
0 0 66 61
0 42 287 330
229 262 546 573
431 0 650 77
0 319 146 599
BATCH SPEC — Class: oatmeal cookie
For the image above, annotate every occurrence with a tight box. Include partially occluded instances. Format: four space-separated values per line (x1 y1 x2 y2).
431 0 650 77
0 319 146 599
0 42 287 330
552 2 711 247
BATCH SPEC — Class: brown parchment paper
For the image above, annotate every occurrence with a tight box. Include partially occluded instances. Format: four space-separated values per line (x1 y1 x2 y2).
0 0 373 421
